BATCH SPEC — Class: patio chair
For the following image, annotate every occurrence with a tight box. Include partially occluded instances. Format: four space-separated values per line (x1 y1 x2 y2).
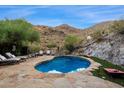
0 54 20 65
38 50 44 56
51 50 55 56
46 50 51 55
5 52 28 61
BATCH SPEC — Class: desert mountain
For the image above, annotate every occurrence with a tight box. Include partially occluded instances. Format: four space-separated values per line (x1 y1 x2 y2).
54 24 83 35
34 21 114 50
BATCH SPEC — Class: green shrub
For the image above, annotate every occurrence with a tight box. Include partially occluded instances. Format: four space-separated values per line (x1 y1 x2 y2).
47 42 57 48
64 35 81 53
27 42 41 53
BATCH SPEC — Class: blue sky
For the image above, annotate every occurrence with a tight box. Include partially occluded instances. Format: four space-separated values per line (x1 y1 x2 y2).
0 5 124 29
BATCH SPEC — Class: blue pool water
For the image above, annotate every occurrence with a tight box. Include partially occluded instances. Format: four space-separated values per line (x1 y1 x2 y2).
35 56 91 73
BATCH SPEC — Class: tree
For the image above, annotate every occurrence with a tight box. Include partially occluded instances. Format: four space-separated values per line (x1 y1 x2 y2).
0 19 40 55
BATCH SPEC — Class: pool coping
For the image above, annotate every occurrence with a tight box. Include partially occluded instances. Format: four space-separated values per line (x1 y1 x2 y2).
80 56 101 71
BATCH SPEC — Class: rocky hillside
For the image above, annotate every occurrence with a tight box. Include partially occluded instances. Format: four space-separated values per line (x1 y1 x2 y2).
82 21 124 65
34 21 124 65
83 32 124 65
34 24 84 50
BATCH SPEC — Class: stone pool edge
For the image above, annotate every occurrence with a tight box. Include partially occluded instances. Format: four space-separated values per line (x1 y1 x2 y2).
80 56 101 71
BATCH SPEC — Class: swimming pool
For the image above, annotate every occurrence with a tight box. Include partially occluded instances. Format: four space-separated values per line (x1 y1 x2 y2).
35 56 91 73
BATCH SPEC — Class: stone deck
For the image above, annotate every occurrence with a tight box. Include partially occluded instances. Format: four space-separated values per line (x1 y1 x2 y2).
0 56 122 88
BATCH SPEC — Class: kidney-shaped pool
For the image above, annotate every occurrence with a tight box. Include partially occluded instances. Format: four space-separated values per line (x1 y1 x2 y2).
35 56 91 74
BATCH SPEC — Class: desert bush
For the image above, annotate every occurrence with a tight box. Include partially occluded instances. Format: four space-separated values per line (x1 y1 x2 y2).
111 20 124 34
47 42 57 48
27 42 41 53
92 30 104 42
64 35 81 53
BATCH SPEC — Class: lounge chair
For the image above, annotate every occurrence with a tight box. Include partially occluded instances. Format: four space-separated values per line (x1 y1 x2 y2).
27 52 37 58
5 52 28 61
0 54 20 65
38 50 44 56
51 50 55 55
46 50 51 55
35 52 39 57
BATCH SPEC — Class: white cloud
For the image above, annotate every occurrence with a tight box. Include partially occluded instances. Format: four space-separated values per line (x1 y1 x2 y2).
0 5 52 19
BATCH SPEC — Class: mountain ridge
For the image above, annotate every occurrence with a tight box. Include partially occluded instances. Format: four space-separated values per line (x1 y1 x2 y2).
34 20 114 50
